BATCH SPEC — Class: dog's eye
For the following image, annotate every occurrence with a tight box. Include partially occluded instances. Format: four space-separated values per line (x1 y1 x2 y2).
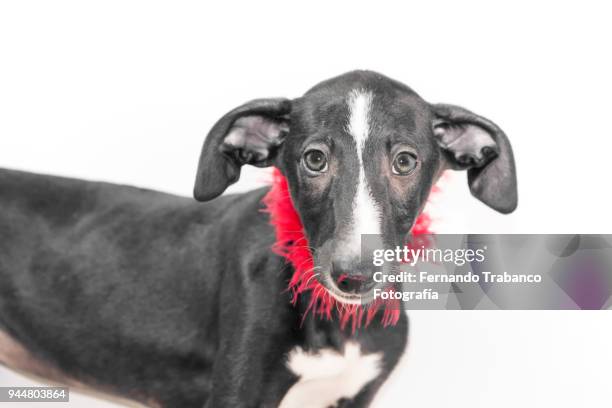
303 149 328 173
392 152 417 175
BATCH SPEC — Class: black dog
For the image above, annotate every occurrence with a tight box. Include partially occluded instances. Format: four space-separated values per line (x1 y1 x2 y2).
0 71 517 407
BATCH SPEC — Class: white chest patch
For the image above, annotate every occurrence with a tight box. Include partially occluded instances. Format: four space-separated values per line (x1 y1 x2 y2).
279 342 382 408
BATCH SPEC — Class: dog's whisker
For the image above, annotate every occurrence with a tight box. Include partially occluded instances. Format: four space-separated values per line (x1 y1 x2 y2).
304 272 321 287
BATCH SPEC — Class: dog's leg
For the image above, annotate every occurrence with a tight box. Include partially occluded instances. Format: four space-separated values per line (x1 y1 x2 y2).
334 377 388 408
331 364 399 408
202 343 296 408
200 284 298 408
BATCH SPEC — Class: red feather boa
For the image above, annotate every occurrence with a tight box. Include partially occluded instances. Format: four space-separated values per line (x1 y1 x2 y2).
262 168 432 332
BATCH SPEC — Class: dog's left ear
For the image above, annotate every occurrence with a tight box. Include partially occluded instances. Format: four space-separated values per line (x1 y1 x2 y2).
432 104 518 213
194 98 291 202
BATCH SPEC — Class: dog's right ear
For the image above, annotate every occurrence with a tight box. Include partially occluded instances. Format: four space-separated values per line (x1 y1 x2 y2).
193 98 291 201
432 104 518 214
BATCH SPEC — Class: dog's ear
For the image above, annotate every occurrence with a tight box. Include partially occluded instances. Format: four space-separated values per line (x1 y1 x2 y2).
194 98 291 201
432 104 517 213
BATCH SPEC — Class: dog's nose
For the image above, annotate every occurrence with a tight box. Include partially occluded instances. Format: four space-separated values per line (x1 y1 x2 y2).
331 260 376 294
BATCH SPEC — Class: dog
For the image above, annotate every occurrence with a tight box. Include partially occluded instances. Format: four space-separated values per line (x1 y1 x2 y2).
0 70 517 408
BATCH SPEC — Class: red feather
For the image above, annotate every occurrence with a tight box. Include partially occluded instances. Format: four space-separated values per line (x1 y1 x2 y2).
262 168 432 331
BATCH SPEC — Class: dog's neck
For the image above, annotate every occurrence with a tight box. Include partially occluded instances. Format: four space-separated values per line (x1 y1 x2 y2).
263 168 432 331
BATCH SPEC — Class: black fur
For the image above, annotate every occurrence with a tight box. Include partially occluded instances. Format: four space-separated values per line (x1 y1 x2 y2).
0 169 407 407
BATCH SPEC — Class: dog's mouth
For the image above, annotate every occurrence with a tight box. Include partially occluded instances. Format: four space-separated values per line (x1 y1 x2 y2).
319 274 379 305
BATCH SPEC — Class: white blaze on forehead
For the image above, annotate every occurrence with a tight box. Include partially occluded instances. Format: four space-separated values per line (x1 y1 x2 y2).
341 90 382 254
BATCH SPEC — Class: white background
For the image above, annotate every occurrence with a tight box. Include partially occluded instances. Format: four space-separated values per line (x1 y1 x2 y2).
1 1 611 407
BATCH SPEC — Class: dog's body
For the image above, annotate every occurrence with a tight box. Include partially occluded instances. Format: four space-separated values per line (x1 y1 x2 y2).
0 71 517 407
0 168 406 407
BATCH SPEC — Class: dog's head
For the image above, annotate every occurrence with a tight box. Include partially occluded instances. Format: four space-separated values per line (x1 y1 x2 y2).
194 71 517 304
